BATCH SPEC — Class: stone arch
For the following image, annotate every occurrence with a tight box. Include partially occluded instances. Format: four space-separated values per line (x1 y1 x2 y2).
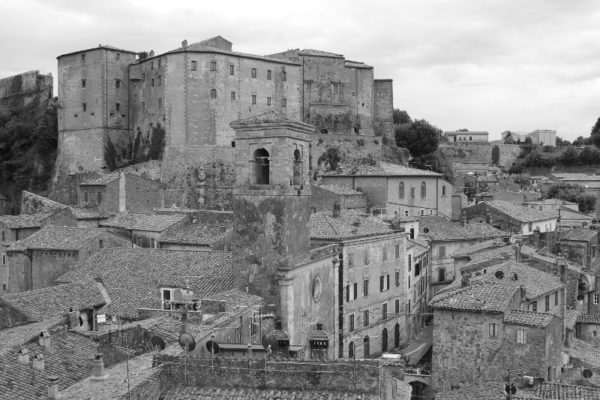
254 148 270 185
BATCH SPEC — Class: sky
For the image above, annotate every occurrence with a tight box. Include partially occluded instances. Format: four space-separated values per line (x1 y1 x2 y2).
1 0 599 141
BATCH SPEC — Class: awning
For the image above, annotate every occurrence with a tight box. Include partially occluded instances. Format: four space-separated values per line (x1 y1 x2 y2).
401 341 432 366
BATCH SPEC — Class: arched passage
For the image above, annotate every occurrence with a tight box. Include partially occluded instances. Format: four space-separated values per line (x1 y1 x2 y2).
254 148 270 184
348 341 354 359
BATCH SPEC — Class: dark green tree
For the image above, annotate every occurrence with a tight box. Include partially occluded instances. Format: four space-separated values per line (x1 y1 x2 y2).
556 136 570 146
395 119 441 157
573 136 585 146
579 146 600 165
591 117 600 147
491 145 500 165
559 146 579 166
392 109 411 125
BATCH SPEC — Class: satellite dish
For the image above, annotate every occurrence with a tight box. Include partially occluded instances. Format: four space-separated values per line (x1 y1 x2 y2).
151 336 166 351
495 271 504 280
205 340 220 354
583 369 593 378
178 332 196 352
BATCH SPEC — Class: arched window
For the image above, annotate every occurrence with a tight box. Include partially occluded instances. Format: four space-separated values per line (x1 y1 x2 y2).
398 182 404 199
394 323 400 348
421 181 426 199
382 328 388 353
254 148 270 185
363 336 370 358
293 149 302 186
348 342 354 359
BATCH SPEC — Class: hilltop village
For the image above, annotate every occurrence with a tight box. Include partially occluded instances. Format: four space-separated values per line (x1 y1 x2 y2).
2 36 600 400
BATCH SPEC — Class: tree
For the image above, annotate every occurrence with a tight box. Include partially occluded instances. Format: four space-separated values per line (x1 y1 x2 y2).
545 182 596 213
395 119 441 157
491 145 500 166
579 146 600 165
556 136 570 146
591 117 600 148
392 109 411 125
559 146 579 166
573 136 585 146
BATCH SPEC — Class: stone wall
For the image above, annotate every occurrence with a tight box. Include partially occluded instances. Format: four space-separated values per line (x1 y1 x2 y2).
310 185 367 212
0 299 30 329
373 79 394 142
439 143 523 170
0 70 53 109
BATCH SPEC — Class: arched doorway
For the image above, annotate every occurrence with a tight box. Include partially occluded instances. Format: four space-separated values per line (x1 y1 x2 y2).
409 381 429 400
394 323 400 348
254 148 270 184
348 341 354 359
382 328 388 353
363 336 370 358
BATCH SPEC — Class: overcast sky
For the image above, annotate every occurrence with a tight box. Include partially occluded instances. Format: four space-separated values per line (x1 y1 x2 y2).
2 0 599 141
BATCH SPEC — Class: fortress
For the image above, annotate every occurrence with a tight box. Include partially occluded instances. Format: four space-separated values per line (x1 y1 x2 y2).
53 36 394 207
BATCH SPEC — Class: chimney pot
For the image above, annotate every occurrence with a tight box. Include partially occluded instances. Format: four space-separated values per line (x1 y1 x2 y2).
182 39 188 48
332 202 341 218
47 376 59 399
32 354 45 372
17 348 30 365
91 353 108 380
39 330 50 347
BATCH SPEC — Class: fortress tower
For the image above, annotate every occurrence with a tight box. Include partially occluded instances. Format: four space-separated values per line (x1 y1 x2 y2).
230 111 313 315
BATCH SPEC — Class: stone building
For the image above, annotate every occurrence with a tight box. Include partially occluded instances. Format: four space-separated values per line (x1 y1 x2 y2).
444 131 489 143
99 212 188 248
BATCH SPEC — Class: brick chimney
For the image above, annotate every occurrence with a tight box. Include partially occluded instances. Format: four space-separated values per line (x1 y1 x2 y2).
181 39 188 49
32 354 44 372
91 353 108 380
39 330 50 347
47 376 59 399
17 348 29 365
332 202 341 218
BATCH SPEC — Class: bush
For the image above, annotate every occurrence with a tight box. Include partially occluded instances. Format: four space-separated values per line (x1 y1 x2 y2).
579 146 600 165
559 146 579 166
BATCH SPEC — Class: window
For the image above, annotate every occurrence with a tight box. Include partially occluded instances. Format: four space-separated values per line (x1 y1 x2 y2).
157 59 161 68
438 268 446 282
282 70 287 81
364 248 370 265
395 271 400 287
81 79 86 88
545 295 550 312
254 148 270 184
116 53 120 61
267 97 272 106
408 276 410 288
555 292 559 306
398 182 404 199
489 323 497 338
409 228 415 239
231 91 236 101
306 82 311 92
421 181 426 199
115 79 121 88
349 314 355 332
82 103 87 112
84 191 89 203
347 252 354 268
410 187 415 199
1 231 4 241
346 284 350 303
99 240 103 249
404 211 409 216
161 289 171 309
349 342 354 359
408 255 412 271
2 254 5 265
332 83 340 94
210 61 217 71
363 279 369 296
252 94 257 105
151 61 154 70
594 293 600 305
251 68 257 78
439 246 446 259
395 299 400 315
380 275 385 292
531 301 537 312
395 243 400 259
151 78 155 87
442 185 446 196
420 210 425 216
158 98 162 109
387 274 390 290
281 98 287 107
382 245 388 261
267 69 272 80
210 89 217 99
191 61 197 71
353 282 358 300
382 303 388 320
517 329 527 344
115 103 120 112
142 72 146 82
81 53 86 62
97 192 102 204
158 75 161 86
363 310 369 327
229 64 234 75
363 336 370 357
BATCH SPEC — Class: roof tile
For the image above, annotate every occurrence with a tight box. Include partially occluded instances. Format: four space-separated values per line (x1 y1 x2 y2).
7 226 109 252
100 213 187 232
310 209 395 240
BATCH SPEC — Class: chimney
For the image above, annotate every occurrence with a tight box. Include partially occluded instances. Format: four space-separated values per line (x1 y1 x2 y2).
181 39 188 49
17 348 29 365
32 354 45 372
332 202 341 218
47 376 59 399
91 353 108 380
39 331 50 347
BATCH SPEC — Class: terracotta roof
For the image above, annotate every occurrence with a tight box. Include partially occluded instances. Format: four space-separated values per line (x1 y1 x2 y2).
483 200 556 223
161 386 381 399
79 172 120 185
229 111 315 131
318 184 364 195
310 209 395 241
534 382 600 399
0 281 106 322
0 212 53 229
419 217 507 242
560 228 597 242
504 310 555 328
577 313 600 324
57 248 233 320
564 309 580 330
430 282 517 313
323 161 442 177
160 223 232 246
100 212 187 232
7 226 109 252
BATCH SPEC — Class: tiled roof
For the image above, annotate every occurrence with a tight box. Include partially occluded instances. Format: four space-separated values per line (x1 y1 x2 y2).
344 60 372 69
557 207 593 222
318 184 364 195
564 309 580 330
451 239 508 258
68 206 107 220
229 111 315 131
0 328 107 400
504 310 555 328
100 212 187 232
436 385 539 400
553 173 600 181
323 161 442 177
560 228 597 242
299 49 344 58
0 212 53 229
0 281 106 322
160 222 232 246
7 226 108 252
407 238 429 256
166 43 301 66
445 131 490 135
80 171 120 185
577 313 600 324
161 386 381 399
419 217 507 242
310 209 394 240
430 282 517 312
0 318 63 355
57 248 233 320
534 382 600 399
484 200 556 223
